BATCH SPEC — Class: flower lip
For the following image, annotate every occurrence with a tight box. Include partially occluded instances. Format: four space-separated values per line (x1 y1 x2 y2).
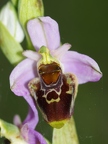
10 16 102 131
28 73 78 129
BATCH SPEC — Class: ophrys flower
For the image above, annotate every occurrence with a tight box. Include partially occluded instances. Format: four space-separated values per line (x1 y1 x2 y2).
0 115 47 144
10 16 102 129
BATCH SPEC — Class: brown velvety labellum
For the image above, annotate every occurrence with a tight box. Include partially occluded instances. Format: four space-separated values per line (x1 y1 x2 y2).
28 71 78 128
36 74 75 121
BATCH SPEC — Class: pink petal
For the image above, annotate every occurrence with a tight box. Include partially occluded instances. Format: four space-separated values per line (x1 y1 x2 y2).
52 43 72 60
10 58 38 128
23 50 41 61
28 129 47 144
21 124 47 144
13 115 22 127
60 51 102 84
27 16 60 51
22 104 38 129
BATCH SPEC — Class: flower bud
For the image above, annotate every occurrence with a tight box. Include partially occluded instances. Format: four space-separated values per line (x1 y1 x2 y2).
18 0 44 27
0 2 24 65
18 0 44 49
0 2 24 43
11 0 18 7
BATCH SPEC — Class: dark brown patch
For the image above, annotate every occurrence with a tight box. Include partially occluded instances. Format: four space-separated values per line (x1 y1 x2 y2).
29 73 78 123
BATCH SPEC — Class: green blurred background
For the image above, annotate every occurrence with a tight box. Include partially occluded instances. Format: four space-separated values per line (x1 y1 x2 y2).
0 0 107 143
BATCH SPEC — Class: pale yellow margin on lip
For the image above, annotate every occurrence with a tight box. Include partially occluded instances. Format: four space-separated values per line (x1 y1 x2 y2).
49 119 69 129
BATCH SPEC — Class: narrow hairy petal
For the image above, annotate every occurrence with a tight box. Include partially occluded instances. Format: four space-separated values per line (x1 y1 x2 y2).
23 50 41 61
27 16 60 51
61 51 102 84
52 43 72 59
13 115 22 127
10 58 38 128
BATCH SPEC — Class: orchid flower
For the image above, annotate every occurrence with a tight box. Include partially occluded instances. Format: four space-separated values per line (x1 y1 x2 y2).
10 16 102 129
0 115 47 144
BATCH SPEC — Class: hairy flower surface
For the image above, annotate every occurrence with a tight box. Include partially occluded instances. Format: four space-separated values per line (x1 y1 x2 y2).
10 16 102 129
